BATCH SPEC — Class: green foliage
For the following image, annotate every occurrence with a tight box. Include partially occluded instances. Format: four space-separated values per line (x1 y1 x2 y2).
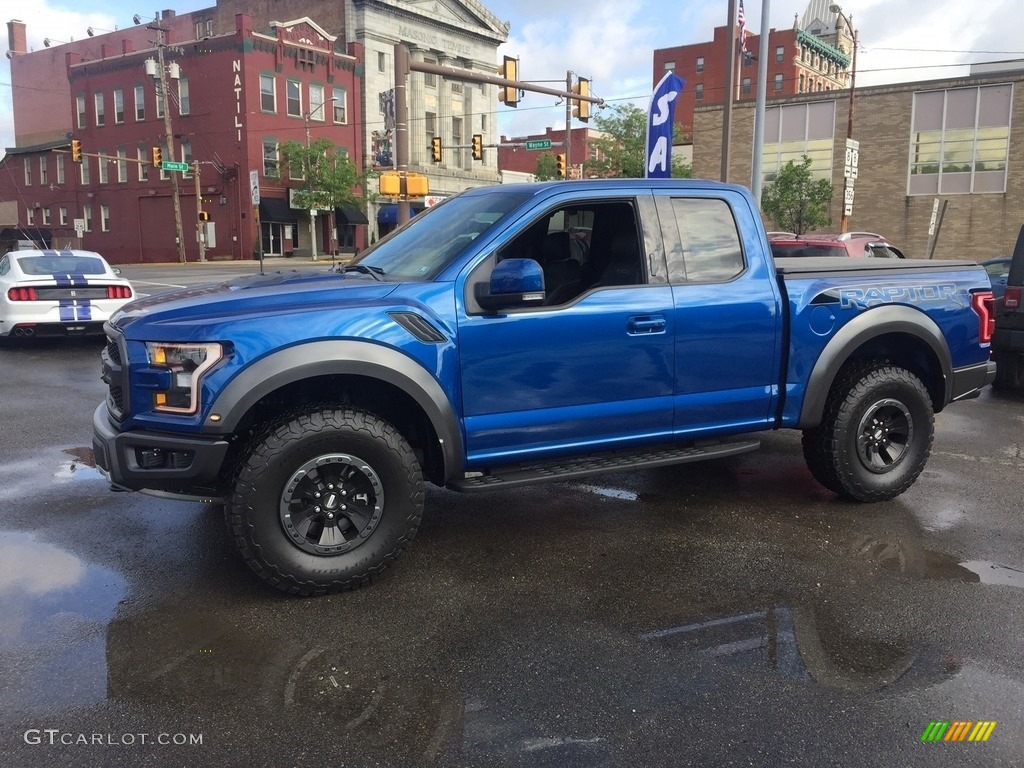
760 155 834 235
534 152 558 181
279 138 366 213
583 103 692 179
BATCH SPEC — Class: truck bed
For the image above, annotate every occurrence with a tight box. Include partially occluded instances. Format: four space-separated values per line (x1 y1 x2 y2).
774 257 981 276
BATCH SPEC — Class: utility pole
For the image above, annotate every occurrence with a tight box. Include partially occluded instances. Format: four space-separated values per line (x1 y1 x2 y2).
193 161 206 262
152 24 187 263
722 0 738 182
565 70 573 178
751 0 771 205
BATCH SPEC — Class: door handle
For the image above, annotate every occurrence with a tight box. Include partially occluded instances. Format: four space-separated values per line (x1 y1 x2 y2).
627 315 667 334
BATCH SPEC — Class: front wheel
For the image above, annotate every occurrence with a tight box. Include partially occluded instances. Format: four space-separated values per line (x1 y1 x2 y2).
802 362 934 502
227 408 424 596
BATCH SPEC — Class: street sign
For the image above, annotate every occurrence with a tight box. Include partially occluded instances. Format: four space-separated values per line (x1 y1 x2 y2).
250 170 260 206
161 160 190 172
525 139 552 150
73 218 85 237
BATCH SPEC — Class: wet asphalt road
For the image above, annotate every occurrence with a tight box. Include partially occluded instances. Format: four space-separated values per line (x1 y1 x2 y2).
2 264 1024 767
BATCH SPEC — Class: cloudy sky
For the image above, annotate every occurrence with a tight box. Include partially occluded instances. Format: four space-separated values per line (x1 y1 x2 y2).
2 0 1022 154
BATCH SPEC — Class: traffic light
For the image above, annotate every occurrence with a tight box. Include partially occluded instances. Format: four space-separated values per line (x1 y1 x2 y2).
573 77 591 123
379 172 401 197
555 153 567 179
151 146 162 167
498 55 519 107
405 174 429 198
431 136 442 163
70 139 82 163
471 134 483 161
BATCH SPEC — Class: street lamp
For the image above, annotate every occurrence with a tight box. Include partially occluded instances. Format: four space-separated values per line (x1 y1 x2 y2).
830 3 857 233
303 96 339 261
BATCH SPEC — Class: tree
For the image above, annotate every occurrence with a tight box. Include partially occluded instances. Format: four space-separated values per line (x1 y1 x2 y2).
534 151 558 181
279 137 366 215
584 103 692 179
760 156 834 235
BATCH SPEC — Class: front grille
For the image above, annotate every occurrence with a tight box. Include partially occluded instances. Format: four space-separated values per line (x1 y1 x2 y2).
101 330 129 420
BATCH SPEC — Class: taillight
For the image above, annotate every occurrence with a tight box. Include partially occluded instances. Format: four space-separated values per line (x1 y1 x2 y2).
971 290 995 343
7 287 38 301
107 285 133 300
1006 286 1022 310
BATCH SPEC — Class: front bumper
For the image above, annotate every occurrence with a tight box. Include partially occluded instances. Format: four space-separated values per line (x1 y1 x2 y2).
92 403 230 498
950 360 997 401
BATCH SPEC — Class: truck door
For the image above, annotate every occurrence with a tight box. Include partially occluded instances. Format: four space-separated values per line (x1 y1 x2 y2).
656 192 782 436
458 195 676 466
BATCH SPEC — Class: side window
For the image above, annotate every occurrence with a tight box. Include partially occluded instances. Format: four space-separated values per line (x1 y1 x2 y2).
495 200 645 306
0 256 9 276
666 198 744 283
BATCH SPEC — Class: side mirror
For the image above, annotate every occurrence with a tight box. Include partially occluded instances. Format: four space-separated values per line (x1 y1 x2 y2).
475 258 545 311
113 267 122 275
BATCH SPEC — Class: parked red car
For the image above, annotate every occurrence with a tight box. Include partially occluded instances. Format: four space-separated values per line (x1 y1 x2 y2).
768 232 906 260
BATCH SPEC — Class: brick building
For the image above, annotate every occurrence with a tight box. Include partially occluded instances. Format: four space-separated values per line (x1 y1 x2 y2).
497 126 605 179
692 62 1024 261
652 1 852 137
1 12 364 263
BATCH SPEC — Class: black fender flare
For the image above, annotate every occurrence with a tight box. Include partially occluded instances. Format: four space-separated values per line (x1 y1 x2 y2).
204 340 463 481
797 305 953 428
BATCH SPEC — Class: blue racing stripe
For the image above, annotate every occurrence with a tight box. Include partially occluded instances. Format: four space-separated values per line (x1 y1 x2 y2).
59 300 75 322
68 273 89 287
77 300 92 321
54 275 71 287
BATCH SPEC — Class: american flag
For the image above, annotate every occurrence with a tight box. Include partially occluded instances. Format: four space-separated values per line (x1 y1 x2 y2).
738 0 748 53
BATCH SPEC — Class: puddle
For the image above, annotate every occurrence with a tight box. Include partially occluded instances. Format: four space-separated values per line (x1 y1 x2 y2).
0 531 126 714
576 484 638 501
853 536 1024 588
0 447 104 501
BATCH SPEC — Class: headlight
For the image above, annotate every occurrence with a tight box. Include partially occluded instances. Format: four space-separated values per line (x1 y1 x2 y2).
145 342 223 414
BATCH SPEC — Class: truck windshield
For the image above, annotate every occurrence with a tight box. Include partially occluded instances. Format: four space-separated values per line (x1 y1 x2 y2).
353 189 532 280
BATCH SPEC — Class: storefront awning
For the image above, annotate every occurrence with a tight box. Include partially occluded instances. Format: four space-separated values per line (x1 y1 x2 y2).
259 198 298 223
377 204 422 225
335 204 369 225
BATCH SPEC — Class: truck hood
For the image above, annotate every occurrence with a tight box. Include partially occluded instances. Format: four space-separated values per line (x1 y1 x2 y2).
110 269 400 334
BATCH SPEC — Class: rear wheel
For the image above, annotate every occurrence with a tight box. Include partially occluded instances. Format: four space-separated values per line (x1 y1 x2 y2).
802 361 934 502
227 407 423 596
992 351 1024 390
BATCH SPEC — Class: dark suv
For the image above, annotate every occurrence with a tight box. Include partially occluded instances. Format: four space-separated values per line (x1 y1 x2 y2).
769 232 906 260
992 225 1024 389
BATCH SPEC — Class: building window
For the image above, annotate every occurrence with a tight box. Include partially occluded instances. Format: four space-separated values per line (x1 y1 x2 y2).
59 207 68 226
134 85 145 121
696 56 704 73
117 149 128 182
695 84 704 100
378 51 388 73
80 158 90 185
774 73 783 91
263 140 279 177
181 140 192 178
909 84 1012 195
42 207 51 226
98 153 109 184
309 84 325 121
452 116 463 169
799 73 805 92
424 58 437 88
761 101 836 183
332 87 347 124
112 88 124 124
775 46 785 63
100 205 110 232
286 79 301 117
742 77 751 95
260 74 276 113
83 205 92 232
137 147 148 181
194 19 212 38
664 60 675 72
76 94 87 129
23 159 31 186
56 154 65 184
178 78 190 115
94 92 105 126
39 156 48 185
425 112 436 150
26 207 34 226
155 84 164 119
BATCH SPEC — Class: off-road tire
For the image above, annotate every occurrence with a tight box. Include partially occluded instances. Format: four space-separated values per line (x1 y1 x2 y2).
802 360 934 502
227 407 423 596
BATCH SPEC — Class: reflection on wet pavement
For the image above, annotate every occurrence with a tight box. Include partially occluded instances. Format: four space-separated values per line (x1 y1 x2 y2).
0 447 104 501
853 536 1024 588
0 531 125 714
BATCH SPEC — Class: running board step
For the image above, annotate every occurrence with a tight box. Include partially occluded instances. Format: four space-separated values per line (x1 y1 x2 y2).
449 438 761 493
